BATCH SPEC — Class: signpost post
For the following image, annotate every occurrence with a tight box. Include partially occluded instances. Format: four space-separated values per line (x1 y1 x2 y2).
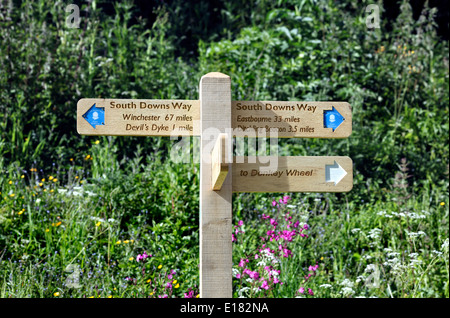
77 72 353 298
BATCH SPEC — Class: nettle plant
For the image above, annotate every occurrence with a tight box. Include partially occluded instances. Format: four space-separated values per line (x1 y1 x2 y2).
232 196 319 297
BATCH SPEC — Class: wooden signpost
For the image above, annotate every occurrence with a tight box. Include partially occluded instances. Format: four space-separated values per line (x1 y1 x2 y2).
77 72 353 298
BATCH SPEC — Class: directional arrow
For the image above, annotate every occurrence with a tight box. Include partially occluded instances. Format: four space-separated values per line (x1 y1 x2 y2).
324 106 345 132
82 104 105 129
232 156 353 192
325 161 347 185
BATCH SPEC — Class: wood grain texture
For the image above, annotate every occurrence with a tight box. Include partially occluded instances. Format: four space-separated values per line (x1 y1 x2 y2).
77 98 200 136
199 72 233 298
77 99 351 139
232 156 353 193
232 101 352 138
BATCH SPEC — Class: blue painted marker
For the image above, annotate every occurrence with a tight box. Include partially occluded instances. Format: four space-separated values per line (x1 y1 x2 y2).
324 107 344 132
83 104 105 129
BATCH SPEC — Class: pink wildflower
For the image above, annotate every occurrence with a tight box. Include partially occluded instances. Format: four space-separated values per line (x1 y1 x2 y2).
261 280 269 290
249 271 259 280
136 251 151 262
184 290 195 298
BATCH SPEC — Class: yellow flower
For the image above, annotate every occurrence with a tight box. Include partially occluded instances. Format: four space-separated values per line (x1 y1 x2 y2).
95 140 100 144
18 209 25 215
39 183 43 187
174 283 180 289
49 176 53 181
70 158 74 162
440 202 445 206
150 292 154 296
115 240 121 245
75 176 79 179
320 256 324 261
158 265 162 269
88 296 94 298
9 193 15 197
146 279 151 283
54 292 60 297
107 295 112 298
8 180 12 184
123 240 129 244
55 221 62 227
53 178 58 182
41 178 45 182
129 257 133 261
172 280 177 284
196 294 200 298
95 221 101 227
21 175 24 179
45 229 50 232
85 155 91 160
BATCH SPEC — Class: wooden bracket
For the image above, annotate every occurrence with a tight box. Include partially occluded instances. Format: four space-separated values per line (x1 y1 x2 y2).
211 133 229 191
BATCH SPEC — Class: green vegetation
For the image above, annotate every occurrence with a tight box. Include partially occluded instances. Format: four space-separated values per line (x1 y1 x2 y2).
0 0 448 298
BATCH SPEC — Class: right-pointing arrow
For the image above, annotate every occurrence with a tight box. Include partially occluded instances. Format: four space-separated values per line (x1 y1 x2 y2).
324 106 345 131
325 161 347 185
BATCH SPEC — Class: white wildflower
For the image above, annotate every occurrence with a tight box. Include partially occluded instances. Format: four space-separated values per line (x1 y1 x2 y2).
442 238 449 255
406 230 426 238
356 275 365 283
340 279 354 288
364 264 377 273
387 252 400 258
431 250 442 257
367 228 382 239
409 259 422 267
340 287 355 297
319 284 332 288
237 287 250 298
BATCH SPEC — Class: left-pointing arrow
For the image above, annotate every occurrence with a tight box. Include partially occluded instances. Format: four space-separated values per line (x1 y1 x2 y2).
325 161 347 185
82 104 105 129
